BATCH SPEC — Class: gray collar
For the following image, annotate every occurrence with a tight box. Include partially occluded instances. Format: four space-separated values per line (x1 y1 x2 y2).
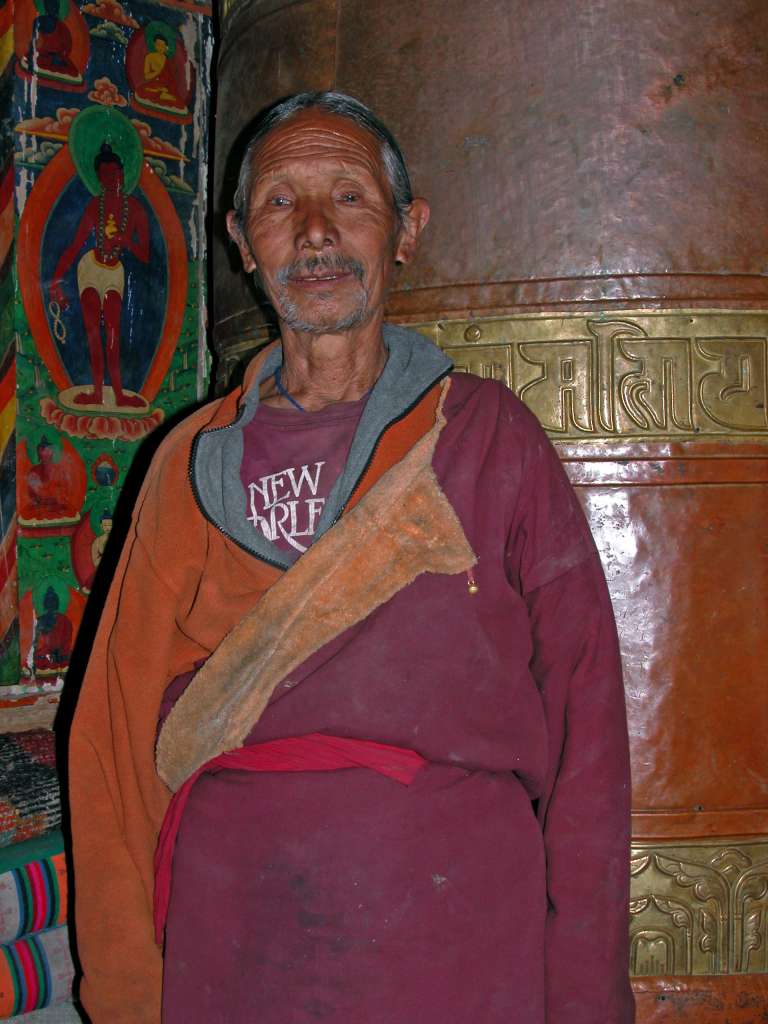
190 324 452 568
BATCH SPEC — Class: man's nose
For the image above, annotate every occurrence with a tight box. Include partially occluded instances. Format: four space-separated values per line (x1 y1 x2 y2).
295 200 338 252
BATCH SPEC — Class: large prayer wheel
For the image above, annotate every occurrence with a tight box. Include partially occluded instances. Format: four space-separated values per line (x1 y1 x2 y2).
212 2 768 1019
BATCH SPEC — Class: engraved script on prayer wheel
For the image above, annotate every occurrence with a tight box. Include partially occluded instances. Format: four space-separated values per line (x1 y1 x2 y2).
212 2 768 1018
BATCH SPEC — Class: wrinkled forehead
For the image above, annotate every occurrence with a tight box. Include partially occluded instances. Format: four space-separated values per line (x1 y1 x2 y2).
250 110 389 186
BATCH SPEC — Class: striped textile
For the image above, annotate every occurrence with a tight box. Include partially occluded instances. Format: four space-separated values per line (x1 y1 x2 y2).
0 834 66 944
0 928 74 1018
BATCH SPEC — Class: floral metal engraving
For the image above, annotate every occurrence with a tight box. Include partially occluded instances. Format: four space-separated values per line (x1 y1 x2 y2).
630 839 768 976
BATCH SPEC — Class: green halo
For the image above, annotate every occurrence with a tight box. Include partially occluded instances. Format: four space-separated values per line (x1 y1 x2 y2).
33 0 69 18
88 501 115 533
32 577 71 617
144 21 177 57
69 106 143 197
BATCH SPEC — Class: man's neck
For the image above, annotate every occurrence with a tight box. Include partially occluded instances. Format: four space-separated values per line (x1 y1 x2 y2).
261 318 388 412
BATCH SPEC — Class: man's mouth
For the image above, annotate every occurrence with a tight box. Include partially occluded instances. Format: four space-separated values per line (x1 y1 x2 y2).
291 271 351 283
278 255 364 288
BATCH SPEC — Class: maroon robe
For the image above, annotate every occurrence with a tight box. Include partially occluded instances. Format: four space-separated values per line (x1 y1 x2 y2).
160 373 633 1023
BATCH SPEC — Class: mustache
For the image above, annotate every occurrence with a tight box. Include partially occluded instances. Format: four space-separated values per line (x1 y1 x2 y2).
276 254 365 285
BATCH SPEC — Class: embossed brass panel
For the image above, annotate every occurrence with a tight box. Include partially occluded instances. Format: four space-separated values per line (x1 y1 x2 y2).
412 310 768 440
630 839 768 978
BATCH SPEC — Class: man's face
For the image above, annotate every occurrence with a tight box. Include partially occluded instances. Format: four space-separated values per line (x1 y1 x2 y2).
228 110 427 334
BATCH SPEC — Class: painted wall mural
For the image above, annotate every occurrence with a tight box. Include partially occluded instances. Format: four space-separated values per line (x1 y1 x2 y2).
0 0 20 691
7 0 211 696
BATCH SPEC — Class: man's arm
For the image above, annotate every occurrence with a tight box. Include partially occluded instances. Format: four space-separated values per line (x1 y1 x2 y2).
503 410 634 1023
69 442 210 1022
526 555 634 1023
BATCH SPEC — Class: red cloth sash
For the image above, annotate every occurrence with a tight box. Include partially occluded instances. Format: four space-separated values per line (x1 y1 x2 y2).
153 733 426 942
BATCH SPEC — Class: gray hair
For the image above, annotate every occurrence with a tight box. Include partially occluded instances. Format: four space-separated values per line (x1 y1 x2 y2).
231 91 414 231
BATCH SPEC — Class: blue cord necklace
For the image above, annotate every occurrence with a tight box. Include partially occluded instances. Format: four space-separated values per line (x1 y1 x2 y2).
274 367 374 412
274 366 307 413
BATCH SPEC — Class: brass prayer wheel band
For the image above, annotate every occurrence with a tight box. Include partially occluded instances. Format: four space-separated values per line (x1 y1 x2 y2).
414 309 768 441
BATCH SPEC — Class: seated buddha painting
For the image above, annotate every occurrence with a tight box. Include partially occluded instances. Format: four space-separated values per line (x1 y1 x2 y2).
15 0 90 91
17 434 87 532
126 20 193 123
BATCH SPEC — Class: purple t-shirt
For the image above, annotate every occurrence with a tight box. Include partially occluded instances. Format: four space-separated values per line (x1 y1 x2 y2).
239 396 367 555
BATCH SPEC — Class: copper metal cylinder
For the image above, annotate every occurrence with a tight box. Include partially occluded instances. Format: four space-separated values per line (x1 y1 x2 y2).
212 2 768 1019
213 0 768 346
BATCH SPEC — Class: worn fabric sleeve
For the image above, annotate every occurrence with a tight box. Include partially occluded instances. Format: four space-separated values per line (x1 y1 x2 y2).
69 442 211 1023
506 422 634 1023
527 557 634 1023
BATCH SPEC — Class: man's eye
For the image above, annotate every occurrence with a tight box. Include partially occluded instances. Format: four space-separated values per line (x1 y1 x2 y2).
268 196 291 207
339 192 360 203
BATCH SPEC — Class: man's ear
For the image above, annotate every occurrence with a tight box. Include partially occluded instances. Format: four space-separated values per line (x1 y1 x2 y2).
394 198 430 266
225 210 257 273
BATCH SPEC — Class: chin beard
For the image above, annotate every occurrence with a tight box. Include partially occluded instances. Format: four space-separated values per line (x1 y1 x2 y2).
276 294 370 334
261 253 370 334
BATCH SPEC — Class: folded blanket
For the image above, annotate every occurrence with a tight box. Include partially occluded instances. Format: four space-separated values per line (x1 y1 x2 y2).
0 734 60 850
0 927 74 1018
0 832 66 944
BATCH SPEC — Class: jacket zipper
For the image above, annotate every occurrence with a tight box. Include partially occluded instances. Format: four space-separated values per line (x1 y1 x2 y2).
187 415 288 571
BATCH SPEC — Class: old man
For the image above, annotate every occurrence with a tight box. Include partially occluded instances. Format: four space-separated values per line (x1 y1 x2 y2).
70 92 634 1023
